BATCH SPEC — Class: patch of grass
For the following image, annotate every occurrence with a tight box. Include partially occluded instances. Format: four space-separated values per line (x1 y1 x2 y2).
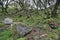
48 33 58 40
0 30 11 40
0 21 5 27
17 37 26 40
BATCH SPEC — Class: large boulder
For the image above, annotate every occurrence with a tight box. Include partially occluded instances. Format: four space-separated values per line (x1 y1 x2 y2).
15 23 32 37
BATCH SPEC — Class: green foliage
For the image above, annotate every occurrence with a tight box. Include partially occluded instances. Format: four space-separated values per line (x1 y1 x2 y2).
48 33 58 40
0 30 11 40
57 28 60 31
17 37 26 40
0 21 5 27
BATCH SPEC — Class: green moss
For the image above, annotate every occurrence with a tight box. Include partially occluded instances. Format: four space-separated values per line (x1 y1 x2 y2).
17 37 26 40
0 21 5 27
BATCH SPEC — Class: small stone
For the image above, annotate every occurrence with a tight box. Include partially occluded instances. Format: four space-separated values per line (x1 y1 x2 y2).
3 18 13 25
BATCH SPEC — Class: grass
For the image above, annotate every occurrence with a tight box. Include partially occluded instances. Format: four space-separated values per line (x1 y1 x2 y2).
17 37 26 40
0 30 11 40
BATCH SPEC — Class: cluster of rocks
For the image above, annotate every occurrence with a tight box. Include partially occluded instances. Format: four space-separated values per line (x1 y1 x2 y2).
3 18 32 37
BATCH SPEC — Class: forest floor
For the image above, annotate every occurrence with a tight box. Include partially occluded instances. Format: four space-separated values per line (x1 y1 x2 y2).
0 13 60 40
0 5 60 40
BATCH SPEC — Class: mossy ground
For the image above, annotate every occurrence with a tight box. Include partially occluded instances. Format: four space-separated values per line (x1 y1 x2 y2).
0 5 60 40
